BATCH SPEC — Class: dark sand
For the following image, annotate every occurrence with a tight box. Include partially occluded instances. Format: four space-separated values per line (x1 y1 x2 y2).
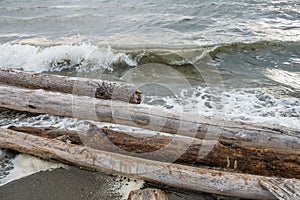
0 167 240 200
0 167 120 200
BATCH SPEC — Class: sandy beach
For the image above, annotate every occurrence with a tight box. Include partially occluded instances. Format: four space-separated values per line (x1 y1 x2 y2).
0 167 120 200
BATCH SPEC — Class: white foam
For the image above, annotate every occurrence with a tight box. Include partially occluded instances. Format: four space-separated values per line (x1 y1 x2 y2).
111 176 144 200
0 43 136 72
222 90 299 129
155 87 300 130
0 154 67 186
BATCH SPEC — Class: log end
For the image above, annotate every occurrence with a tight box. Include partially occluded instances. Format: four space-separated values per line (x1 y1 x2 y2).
128 188 168 200
95 86 142 104
130 90 142 104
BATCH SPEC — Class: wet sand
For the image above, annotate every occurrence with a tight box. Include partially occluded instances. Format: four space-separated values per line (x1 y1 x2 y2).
0 166 241 200
0 167 120 200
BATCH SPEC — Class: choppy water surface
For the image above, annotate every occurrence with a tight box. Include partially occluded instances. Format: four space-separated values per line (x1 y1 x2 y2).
0 0 299 198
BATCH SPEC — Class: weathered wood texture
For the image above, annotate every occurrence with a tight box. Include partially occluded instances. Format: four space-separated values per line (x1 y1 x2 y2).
0 86 299 153
0 69 141 104
259 178 300 200
0 128 279 200
128 189 168 200
8 126 83 145
8 126 300 179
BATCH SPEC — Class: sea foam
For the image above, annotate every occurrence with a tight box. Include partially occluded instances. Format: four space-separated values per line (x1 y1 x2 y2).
0 43 136 72
111 176 144 200
149 87 300 130
0 154 66 186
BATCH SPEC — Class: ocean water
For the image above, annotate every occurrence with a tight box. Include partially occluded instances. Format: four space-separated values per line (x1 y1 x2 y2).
0 0 299 198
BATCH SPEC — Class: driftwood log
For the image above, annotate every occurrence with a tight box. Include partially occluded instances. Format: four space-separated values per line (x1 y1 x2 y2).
0 85 299 153
0 128 284 200
0 69 141 104
8 126 300 179
128 189 168 200
259 178 300 200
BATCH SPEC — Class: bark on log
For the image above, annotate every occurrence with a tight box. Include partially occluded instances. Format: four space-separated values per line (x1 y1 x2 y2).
0 69 141 104
0 85 299 153
128 189 168 200
0 128 281 200
8 126 300 179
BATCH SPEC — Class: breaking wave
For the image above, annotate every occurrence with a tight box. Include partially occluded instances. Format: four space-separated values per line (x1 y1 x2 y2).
0 43 136 73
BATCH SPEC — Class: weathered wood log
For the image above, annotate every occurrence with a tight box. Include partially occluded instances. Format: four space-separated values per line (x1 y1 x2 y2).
0 69 141 104
0 128 282 199
8 126 300 179
128 189 168 200
0 85 299 153
259 178 300 200
8 126 83 145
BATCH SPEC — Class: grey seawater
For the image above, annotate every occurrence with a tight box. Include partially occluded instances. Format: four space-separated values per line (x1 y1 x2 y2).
0 0 299 45
0 0 299 199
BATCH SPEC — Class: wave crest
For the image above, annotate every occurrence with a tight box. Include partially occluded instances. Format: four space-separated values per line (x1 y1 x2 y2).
0 43 136 73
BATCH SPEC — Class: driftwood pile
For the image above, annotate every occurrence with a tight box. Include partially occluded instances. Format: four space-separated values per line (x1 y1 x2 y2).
0 69 299 200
